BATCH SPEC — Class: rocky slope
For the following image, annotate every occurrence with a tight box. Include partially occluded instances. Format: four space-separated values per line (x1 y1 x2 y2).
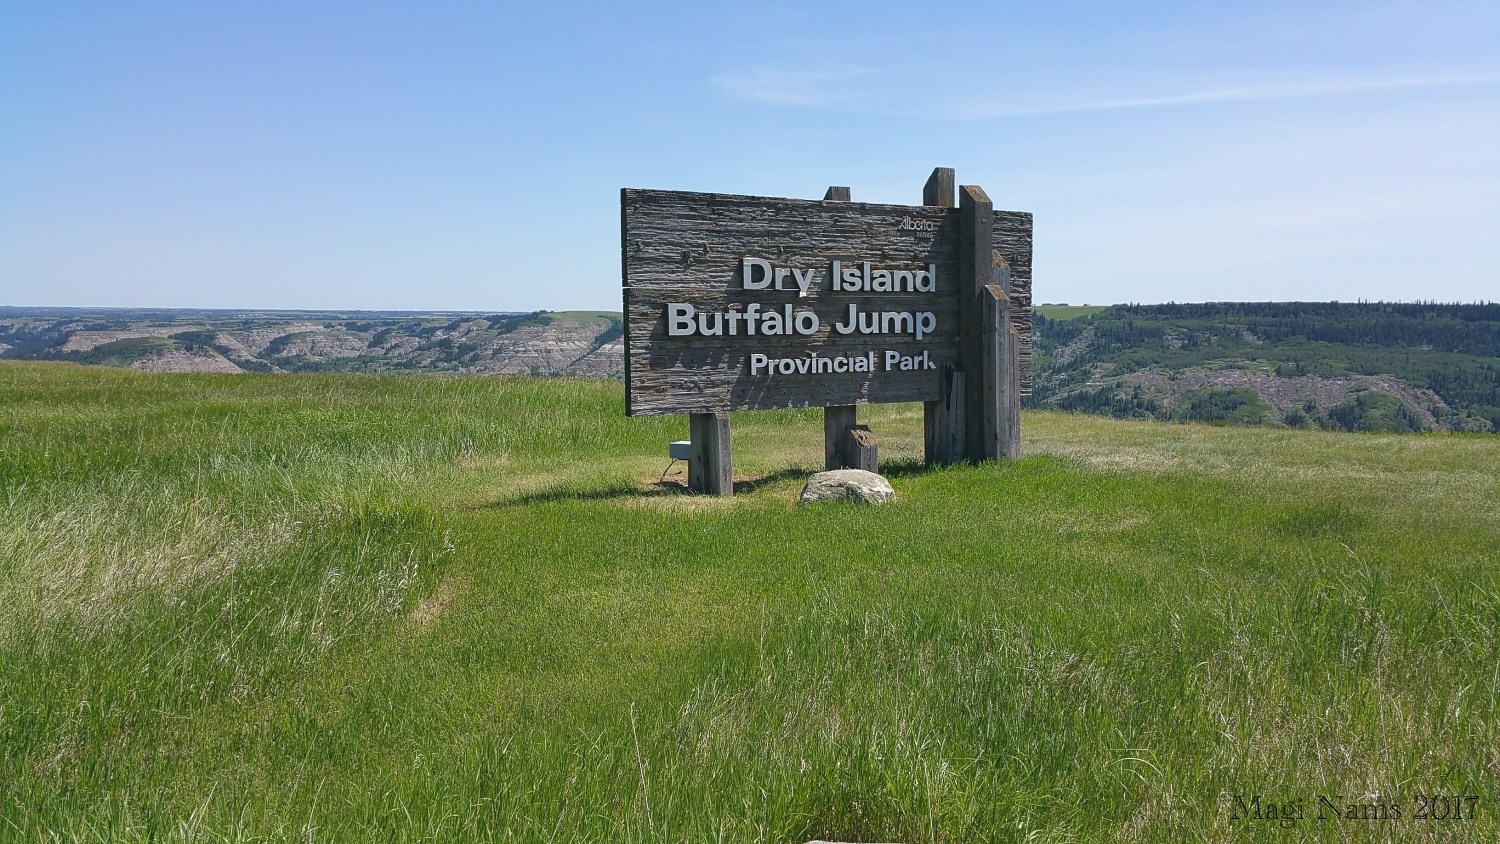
6 302 1497 434
0 309 624 378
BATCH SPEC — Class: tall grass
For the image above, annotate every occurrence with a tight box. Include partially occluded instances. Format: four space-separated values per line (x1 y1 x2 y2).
1 361 1496 842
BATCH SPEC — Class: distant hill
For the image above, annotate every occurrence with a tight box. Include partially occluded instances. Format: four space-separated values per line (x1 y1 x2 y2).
1028 302 1500 433
5 301 1497 433
1034 304 1108 321
0 307 623 378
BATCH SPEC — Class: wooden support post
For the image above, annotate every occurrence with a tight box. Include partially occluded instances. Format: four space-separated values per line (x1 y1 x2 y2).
981 286 1002 462
924 364 964 464
994 252 1020 460
922 166 960 466
958 184 994 463
1004 321 1022 459
688 412 732 496
824 404 857 470
980 249 1021 461
821 184 863 471
845 425 878 472
922 167 954 209
982 280 1019 461
824 412 879 473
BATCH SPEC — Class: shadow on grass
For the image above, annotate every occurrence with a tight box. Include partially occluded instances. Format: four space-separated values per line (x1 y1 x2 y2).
475 458 932 509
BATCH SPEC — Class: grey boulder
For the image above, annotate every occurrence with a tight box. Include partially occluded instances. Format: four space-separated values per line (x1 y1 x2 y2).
798 469 895 505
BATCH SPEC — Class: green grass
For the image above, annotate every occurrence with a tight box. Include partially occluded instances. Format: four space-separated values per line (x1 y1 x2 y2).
1 360 1497 842
547 310 623 322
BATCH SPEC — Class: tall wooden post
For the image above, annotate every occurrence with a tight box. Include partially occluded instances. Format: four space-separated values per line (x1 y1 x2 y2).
688 412 732 495
822 184 870 471
958 184 994 462
922 167 954 208
824 404 857 469
922 167 963 465
993 252 1021 459
981 280 1019 461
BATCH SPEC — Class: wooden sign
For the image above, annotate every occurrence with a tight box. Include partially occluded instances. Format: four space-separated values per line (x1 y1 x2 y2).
621 169 1032 495
622 189 1031 416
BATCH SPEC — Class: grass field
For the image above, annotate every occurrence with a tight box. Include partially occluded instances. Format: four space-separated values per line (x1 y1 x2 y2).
2 360 1497 843
1034 305 1108 320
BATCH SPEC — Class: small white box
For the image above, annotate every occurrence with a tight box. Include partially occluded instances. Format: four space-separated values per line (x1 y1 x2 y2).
668 440 694 460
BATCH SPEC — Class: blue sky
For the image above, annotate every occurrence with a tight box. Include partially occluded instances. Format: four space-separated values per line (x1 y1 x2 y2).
1 1 1496 311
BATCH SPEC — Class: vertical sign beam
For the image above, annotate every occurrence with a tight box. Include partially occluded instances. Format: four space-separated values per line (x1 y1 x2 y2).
981 284 1019 458
994 252 1020 460
1005 323 1022 459
824 405 858 469
620 189 633 416
958 184 994 463
925 365 964 464
980 252 1020 461
822 184 860 470
688 412 733 496
922 167 961 466
922 167 954 209
981 284 1003 461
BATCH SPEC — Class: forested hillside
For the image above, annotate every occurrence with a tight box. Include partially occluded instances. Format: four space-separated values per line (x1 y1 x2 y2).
1030 302 1500 433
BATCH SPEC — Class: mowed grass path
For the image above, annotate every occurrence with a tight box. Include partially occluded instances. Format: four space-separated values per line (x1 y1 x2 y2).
1 361 1497 843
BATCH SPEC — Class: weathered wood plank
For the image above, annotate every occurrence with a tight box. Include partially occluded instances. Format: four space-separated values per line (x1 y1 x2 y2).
923 167 955 208
846 424 879 473
992 253 1020 461
992 212 1034 395
629 350 953 416
981 283 1002 462
923 168 961 465
821 186 859 471
924 364 965 464
623 191 955 291
1004 321 1022 458
625 189 963 416
958 185 993 462
982 279 1019 461
622 187 1032 416
824 405 857 470
688 412 732 496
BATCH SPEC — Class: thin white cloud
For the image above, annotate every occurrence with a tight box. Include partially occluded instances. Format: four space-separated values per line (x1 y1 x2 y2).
712 63 1499 119
710 65 878 107
953 73 1500 120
